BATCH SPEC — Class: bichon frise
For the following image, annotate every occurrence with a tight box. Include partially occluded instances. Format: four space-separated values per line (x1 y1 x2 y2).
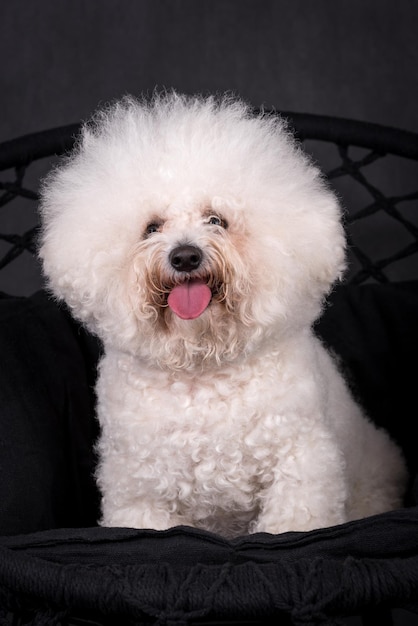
38 92 407 537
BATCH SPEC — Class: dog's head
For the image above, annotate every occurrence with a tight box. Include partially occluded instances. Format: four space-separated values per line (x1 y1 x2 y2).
39 92 346 370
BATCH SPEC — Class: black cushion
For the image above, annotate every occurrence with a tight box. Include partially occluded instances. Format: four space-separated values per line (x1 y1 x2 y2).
0 512 417 624
0 290 101 535
1 282 418 536
0 284 418 623
316 280 418 483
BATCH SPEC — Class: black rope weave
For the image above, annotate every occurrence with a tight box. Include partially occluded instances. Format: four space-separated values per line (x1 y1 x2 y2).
0 114 417 286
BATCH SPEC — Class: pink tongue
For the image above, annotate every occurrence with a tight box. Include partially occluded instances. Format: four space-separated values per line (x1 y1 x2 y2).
167 280 212 320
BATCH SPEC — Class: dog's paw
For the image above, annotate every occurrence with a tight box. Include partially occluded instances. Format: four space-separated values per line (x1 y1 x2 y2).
100 505 184 531
250 506 347 535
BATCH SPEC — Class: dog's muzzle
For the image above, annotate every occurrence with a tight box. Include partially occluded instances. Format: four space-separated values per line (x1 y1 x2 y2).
167 244 212 320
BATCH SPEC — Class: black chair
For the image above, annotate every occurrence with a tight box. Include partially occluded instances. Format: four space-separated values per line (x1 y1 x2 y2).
0 113 417 625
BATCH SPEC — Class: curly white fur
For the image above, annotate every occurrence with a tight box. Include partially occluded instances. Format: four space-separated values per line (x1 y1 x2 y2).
38 92 407 537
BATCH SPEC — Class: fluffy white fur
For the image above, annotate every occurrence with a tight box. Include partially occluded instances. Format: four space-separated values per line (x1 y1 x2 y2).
38 92 407 537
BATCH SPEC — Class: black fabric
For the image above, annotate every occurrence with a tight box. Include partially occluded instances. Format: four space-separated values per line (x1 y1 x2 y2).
0 290 101 535
0 512 418 624
0 283 418 624
316 280 418 483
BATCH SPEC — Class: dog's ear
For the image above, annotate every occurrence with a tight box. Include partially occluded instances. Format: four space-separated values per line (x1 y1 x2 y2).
286 189 347 310
244 182 346 332
38 146 138 345
297 193 347 290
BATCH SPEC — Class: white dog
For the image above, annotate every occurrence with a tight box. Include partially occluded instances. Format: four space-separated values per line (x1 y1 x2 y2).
39 92 407 537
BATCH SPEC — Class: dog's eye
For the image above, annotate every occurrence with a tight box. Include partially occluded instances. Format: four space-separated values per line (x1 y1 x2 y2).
144 222 162 236
206 215 228 229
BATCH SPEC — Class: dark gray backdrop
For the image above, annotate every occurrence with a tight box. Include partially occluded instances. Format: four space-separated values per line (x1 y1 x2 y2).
1 0 418 294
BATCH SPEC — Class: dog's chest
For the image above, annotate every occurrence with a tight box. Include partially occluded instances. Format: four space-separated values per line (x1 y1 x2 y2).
98 356 286 496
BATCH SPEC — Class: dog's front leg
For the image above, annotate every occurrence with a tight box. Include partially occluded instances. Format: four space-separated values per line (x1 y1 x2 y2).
100 498 185 531
251 429 348 534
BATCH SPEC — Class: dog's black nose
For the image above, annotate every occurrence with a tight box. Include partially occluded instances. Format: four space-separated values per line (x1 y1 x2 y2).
169 244 203 272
